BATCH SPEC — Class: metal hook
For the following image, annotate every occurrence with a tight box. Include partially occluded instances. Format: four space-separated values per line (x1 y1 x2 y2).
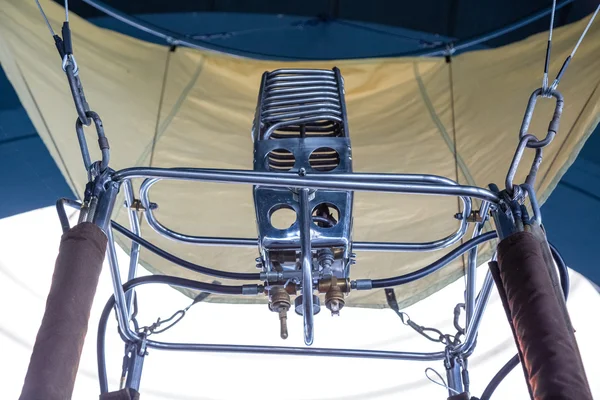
75 111 110 178
65 63 91 126
453 303 465 335
519 88 564 149
505 134 542 195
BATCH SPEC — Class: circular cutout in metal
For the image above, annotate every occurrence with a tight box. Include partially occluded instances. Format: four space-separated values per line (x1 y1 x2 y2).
267 148 295 171
309 147 340 172
312 203 340 228
270 205 297 230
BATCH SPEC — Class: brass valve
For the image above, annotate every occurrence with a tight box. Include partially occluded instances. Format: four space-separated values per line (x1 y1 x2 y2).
325 284 345 316
321 277 348 316
268 286 291 339
318 276 350 293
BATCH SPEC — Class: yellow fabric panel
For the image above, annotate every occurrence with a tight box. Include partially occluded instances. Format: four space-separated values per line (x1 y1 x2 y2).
1 0 599 308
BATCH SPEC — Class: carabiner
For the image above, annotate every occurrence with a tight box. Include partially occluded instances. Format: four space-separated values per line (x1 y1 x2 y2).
505 134 542 195
65 62 91 126
75 111 110 179
519 88 564 149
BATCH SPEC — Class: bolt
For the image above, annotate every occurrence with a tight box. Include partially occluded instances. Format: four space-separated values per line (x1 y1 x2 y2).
454 213 463 220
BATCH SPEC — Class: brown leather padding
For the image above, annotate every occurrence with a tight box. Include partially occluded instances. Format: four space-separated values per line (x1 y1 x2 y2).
447 392 470 400
20 223 107 400
99 389 140 400
495 231 592 400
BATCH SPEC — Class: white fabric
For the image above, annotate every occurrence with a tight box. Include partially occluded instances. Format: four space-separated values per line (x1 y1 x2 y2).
0 207 599 399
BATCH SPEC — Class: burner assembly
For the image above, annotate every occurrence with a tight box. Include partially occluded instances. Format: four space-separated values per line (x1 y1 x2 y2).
252 69 353 343
20 2 597 398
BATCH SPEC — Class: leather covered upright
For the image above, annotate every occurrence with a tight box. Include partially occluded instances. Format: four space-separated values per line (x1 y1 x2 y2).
20 223 107 400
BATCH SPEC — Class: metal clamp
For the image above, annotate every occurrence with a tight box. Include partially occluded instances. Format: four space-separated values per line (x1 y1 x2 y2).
75 111 110 179
519 88 564 149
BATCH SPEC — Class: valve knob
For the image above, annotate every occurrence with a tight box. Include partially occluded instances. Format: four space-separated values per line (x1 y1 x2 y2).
269 286 291 340
325 284 345 316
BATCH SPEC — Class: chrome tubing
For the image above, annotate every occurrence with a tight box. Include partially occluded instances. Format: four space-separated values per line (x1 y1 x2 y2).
145 340 447 361
136 172 474 252
123 180 142 314
91 181 120 234
138 177 258 247
521 183 542 225
299 188 315 346
465 201 492 328
112 168 500 203
105 228 140 343
454 270 494 355
446 361 464 395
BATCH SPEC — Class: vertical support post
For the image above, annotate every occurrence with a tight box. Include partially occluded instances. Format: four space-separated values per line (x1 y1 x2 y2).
93 181 120 233
19 222 107 400
465 201 491 329
299 188 315 346
124 344 146 391
106 227 138 343
445 357 464 396
457 270 494 355
464 247 477 329
123 180 142 314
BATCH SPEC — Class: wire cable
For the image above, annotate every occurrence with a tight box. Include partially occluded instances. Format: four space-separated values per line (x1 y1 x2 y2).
550 4 600 91
542 0 557 92
570 4 600 58
34 0 56 36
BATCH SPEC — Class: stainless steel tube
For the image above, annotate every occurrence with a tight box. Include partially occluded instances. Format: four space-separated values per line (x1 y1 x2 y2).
455 270 494 355
465 201 491 328
123 180 142 314
124 350 145 391
145 340 447 361
139 178 259 247
522 184 542 225
92 181 120 234
138 173 473 252
446 361 464 395
264 115 343 139
112 168 500 203
299 188 315 346
105 228 139 343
